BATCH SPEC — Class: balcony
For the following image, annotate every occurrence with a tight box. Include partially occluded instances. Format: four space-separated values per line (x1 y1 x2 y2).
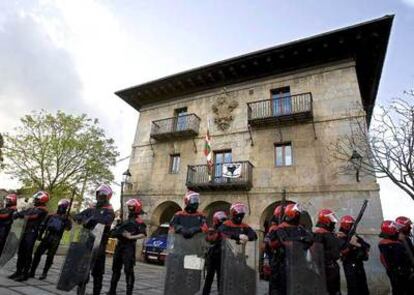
150 114 201 141
247 92 313 127
186 161 253 191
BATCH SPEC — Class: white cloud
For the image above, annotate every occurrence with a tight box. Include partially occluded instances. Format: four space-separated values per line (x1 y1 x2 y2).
402 0 414 7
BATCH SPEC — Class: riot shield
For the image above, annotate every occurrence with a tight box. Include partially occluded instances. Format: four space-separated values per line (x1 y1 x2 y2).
0 217 27 268
219 238 257 295
285 241 326 295
163 233 207 295
56 223 105 292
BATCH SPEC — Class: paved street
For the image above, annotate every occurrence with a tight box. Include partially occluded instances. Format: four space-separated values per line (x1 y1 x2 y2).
0 256 267 295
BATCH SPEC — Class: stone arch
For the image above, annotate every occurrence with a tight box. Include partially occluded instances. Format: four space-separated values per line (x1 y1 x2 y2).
203 201 231 226
151 201 182 228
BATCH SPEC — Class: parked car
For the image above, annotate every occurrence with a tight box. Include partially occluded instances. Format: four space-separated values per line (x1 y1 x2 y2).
142 223 169 264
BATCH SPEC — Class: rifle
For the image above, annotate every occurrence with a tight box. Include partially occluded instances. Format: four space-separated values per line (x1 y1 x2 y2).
278 188 287 225
65 188 76 220
346 199 368 245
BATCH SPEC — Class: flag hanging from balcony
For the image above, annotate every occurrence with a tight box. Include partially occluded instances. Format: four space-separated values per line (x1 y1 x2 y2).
204 126 213 181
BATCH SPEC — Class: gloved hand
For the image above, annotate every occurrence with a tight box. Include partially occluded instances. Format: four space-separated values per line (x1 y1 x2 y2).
84 218 98 229
12 211 23 219
239 234 249 244
182 228 194 239
301 235 313 245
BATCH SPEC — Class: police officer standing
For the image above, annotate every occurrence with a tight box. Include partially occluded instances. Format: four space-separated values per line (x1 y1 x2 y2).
264 205 283 294
0 194 18 257
218 202 257 244
267 203 313 295
8 191 49 282
74 184 115 295
202 210 228 295
337 215 370 295
170 190 208 237
107 199 147 295
29 199 72 280
378 220 412 295
314 209 342 295
395 216 414 259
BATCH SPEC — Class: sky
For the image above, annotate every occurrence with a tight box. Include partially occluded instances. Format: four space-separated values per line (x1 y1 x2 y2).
0 0 413 220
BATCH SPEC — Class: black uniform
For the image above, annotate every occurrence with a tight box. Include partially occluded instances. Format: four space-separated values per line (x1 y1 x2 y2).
29 212 72 278
170 210 208 238
217 219 257 242
0 205 17 256
202 225 223 295
379 238 413 295
74 204 114 295
108 216 147 295
11 205 48 280
338 234 370 295
267 222 313 295
314 226 342 295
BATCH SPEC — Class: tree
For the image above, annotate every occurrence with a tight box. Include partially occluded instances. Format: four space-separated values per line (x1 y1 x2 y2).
3 110 119 206
330 91 414 200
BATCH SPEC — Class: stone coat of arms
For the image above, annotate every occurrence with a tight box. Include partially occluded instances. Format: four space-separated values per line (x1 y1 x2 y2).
212 91 239 131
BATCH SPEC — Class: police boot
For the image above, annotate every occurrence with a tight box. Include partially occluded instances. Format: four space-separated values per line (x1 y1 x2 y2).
93 278 103 295
14 272 29 282
39 262 51 280
8 271 21 280
125 273 134 295
39 271 48 280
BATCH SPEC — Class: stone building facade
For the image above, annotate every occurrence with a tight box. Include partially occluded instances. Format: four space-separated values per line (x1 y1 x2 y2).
116 16 393 293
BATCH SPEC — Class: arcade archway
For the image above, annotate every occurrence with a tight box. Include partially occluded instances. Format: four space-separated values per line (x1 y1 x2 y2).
151 201 181 228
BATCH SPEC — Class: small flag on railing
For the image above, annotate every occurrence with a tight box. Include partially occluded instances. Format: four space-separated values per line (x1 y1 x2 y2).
222 163 242 178
204 121 213 181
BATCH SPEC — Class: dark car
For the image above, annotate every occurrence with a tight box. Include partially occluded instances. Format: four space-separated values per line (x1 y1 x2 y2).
142 224 169 264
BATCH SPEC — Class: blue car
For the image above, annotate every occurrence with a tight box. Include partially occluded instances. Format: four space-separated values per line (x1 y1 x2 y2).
142 224 169 264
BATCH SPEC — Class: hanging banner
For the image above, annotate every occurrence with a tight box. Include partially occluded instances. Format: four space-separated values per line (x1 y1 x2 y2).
222 163 242 178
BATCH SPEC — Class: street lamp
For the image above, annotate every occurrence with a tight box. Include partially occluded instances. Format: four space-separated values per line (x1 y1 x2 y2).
349 150 363 182
120 169 132 221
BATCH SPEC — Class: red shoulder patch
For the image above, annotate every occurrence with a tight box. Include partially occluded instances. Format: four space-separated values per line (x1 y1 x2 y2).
379 238 401 245
314 227 329 234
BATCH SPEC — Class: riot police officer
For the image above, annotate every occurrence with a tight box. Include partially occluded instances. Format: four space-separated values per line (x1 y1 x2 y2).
74 184 115 295
0 194 18 256
202 210 228 295
395 216 414 259
218 202 257 244
107 199 147 295
378 220 412 295
314 209 342 295
29 199 72 280
337 215 370 295
8 191 49 282
170 190 208 237
267 203 313 295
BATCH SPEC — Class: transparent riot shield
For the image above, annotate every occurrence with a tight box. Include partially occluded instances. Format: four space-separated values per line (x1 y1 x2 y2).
56 223 105 292
285 241 326 295
219 238 257 295
0 217 27 268
163 233 207 295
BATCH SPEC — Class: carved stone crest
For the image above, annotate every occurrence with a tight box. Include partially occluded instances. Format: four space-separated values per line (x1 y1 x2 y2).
212 89 239 131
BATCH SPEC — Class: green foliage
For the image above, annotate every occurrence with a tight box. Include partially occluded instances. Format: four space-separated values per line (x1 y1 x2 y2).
3 110 119 202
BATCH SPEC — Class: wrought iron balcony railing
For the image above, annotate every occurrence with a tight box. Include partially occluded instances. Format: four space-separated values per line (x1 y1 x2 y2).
186 161 253 191
150 113 201 140
247 92 313 127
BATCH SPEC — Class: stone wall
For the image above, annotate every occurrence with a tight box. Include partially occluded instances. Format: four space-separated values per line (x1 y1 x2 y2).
126 60 389 293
